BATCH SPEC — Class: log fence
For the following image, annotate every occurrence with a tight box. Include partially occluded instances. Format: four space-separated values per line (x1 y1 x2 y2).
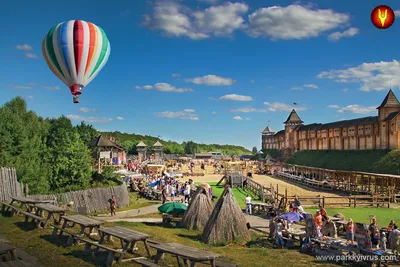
0 167 23 202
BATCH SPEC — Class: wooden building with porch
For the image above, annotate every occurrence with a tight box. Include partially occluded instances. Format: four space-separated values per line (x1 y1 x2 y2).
280 164 400 200
91 135 126 172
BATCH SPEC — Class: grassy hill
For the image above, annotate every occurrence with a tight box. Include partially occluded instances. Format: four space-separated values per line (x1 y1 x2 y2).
100 131 251 156
286 150 400 175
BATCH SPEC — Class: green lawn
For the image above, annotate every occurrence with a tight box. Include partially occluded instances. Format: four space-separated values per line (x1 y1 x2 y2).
197 182 259 209
0 214 336 267
305 207 400 225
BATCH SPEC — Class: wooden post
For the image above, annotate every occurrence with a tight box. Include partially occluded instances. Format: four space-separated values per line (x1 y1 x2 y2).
285 188 288 204
354 196 357 208
322 196 325 208
348 196 351 207
276 184 279 202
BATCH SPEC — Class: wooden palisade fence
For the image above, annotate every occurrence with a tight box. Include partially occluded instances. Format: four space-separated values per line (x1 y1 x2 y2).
0 167 23 202
27 183 130 214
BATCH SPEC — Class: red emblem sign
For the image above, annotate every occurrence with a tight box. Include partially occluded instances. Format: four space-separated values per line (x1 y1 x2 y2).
371 5 395 29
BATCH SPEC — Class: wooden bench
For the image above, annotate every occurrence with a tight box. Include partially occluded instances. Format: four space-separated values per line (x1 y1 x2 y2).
131 258 161 267
80 238 126 266
1 202 21 216
19 211 44 228
51 225 82 246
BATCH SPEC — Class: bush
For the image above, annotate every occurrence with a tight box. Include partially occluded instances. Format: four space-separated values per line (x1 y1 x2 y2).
91 166 123 187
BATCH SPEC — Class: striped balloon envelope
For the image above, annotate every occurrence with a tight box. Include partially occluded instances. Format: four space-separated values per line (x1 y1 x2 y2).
42 20 111 103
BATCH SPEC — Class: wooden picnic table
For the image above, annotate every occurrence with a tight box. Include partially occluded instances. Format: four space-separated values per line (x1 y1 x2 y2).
33 204 66 229
251 203 272 214
283 229 307 243
98 226 152 258
327 216 340 222
10 197 53 212
149 242 221 267
0 242 16 261
59 215 103 236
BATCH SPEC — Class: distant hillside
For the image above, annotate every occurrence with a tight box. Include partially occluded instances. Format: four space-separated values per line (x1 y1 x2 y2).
100 131 251 156
286 150 400 175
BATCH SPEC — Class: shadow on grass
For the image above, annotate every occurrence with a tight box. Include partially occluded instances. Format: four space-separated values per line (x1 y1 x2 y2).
39 234 70 247
177 233 203 242
63 250 109 267
14 221 37 232
246 237 274 249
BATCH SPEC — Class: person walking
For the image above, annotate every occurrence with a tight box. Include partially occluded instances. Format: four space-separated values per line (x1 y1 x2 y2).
245 195 252 215
108 195 117 216
161 187 167 204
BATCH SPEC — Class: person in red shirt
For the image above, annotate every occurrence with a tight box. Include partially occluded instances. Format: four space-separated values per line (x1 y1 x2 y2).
314 210 323 236
319 204 327 221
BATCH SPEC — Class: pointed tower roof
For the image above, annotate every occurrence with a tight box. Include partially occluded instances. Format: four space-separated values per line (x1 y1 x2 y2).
261 126 273 134
136 141 147 147
377 89 400 109
153 141 163 147
284 109 303 124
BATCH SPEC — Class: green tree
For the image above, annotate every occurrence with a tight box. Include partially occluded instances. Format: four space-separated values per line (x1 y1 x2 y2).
0 97 50 194
184 141 198 154
252 146 258 154
46 117 92 191
76 122 98 146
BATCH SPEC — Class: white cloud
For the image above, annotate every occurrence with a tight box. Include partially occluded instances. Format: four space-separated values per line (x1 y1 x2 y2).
212 111 216 114
317 60 400 91
136 83 193 93
394 10 400 16
25 96 33 100
172 73 180 77
220 94 253 101
79 107 96 113
291 87 303 91
245 118 251 120
247 4 350 40
303 84 318 88
328 27 359 41
16 44 33 51
8 84 32 90
41 85 60 90
143 0 248 39
116 117 124 121
250 79 255 83
327 105 340 109
337 105 376 114
230 107 268 113
154 109 199 120
264 102 307 112
65 115 113 123
233 116 243 120
25 52 39 59
185 75 235 86
342 88 348 92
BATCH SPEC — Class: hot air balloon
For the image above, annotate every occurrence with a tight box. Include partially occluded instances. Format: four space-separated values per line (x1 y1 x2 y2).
42 20 110 103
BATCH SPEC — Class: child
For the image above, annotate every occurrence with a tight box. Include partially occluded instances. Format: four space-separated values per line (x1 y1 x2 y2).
346 219 355 244
274 218 285 249
380 231 387 251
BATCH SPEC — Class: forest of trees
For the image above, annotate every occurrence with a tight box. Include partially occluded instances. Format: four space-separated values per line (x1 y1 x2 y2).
0 97 250 194
100 132 251 156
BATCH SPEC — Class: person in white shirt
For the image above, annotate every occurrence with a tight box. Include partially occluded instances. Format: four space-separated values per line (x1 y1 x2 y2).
245 195 252 215
168 184 175 201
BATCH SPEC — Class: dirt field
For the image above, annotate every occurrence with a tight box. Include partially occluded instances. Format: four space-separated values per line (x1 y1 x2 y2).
187 173 342 198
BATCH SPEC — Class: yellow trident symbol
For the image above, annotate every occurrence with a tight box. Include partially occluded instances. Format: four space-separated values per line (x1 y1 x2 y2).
378 8 388 27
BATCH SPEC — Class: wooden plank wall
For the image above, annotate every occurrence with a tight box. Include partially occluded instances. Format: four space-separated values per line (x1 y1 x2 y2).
0 167 22 202
27 183 130 214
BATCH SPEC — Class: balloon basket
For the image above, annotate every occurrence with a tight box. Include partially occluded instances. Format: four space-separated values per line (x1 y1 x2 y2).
73 96 80 103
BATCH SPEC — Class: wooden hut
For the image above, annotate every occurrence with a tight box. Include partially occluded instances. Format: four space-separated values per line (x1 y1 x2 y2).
91 135 126 172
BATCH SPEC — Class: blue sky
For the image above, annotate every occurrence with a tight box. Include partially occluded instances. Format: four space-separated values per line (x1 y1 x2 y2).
1 0 400 150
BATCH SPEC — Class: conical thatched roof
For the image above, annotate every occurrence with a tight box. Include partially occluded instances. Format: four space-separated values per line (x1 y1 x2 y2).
182 187 214 231
202 187 250 245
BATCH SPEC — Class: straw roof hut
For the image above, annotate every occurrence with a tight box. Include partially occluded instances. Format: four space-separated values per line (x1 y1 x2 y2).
182 186 214 231
202 187 250 245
